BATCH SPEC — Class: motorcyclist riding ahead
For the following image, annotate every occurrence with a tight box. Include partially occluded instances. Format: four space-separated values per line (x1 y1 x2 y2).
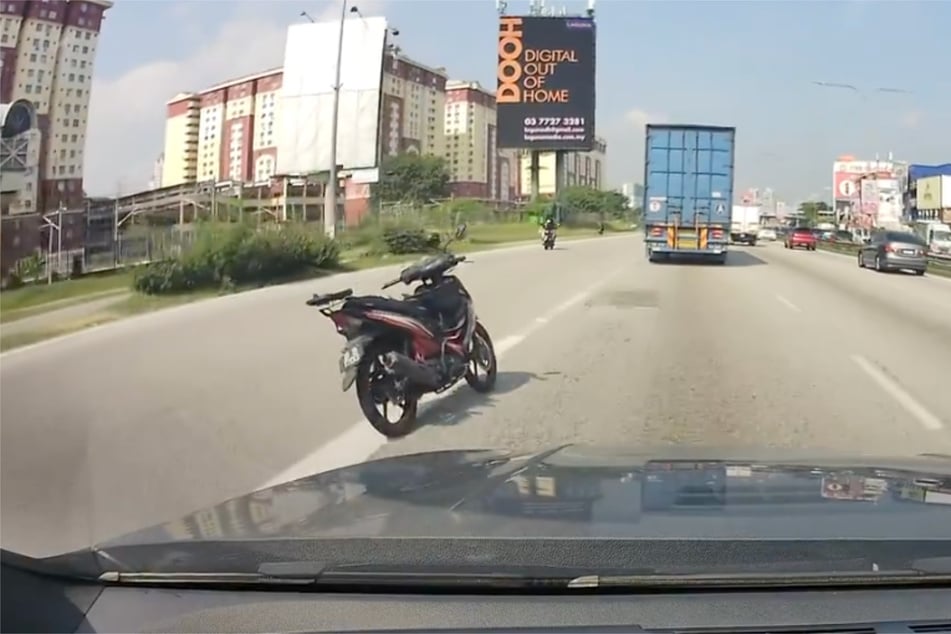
540 214 558 250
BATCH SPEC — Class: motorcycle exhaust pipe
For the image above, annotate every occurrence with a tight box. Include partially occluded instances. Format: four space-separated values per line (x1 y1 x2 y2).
382 351 440 389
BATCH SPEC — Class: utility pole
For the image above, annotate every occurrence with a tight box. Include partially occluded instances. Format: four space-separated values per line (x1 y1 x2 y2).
323 0 349 239
41 205 64 284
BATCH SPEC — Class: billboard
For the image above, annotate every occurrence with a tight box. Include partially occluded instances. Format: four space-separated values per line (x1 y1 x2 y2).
917 175 951 210
833 158 896 225
277 17 388 176
496 16 596 151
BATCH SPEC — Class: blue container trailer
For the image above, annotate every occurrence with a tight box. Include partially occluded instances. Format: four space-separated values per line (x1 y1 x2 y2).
642 124 736 264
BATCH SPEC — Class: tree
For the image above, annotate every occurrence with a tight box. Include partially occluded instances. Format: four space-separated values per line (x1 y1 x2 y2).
560 186 630 219
796 201 830 227
375 153 451 204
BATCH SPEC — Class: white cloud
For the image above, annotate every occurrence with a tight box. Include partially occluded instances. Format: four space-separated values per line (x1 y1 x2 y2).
600 108 668 187
898 110 922 129
624 108 668 130
84 1 386 196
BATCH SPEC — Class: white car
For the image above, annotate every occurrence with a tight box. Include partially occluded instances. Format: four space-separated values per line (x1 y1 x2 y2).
757 228 777 242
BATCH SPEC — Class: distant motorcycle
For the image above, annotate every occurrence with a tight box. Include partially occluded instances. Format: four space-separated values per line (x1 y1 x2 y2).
542 228 556 250
306 250 497 438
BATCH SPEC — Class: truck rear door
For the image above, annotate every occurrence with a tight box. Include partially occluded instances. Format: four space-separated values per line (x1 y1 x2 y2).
643 125 735 255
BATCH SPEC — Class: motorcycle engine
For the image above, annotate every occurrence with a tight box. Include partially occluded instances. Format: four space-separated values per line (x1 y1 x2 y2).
442 352 468 381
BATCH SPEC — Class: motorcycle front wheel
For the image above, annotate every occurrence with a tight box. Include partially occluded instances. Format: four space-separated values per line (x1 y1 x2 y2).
465 322 498 393
356 342 419 438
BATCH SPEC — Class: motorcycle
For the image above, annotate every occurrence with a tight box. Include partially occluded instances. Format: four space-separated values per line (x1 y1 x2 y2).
542 228 556 250
305 249 498 438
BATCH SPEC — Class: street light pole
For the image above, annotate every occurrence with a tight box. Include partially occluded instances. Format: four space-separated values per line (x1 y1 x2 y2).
324 0 349 239
57 203 63 275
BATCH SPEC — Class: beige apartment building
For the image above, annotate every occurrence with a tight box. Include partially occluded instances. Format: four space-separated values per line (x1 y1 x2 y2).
161 53 448 189
0 0 113 274
518 137 608 198
444 79 518 202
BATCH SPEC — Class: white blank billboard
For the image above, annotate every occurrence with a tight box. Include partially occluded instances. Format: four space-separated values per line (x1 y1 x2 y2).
277 17 387 175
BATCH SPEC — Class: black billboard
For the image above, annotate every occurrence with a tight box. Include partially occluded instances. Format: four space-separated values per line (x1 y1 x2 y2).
496 16 596 151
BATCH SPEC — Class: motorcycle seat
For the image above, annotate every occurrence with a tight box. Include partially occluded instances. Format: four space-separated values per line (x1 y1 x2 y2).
349 295 432 320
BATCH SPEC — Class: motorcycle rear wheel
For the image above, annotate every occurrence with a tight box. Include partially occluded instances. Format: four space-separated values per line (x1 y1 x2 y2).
356 342 419 438
465 322 498 393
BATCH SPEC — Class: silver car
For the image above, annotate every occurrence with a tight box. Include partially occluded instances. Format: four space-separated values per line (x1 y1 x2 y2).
857 230 928 276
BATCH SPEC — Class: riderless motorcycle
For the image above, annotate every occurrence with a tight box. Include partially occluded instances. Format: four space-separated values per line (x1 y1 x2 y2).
306 250 497 438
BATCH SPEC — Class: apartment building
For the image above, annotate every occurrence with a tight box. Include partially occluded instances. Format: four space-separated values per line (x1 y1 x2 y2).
518 137 608 197
162 53 448 189
443 79 517 202
0 0 112 274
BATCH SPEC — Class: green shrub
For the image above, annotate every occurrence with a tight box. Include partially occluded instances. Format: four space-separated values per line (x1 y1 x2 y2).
132 222 340 295
381 226 440 254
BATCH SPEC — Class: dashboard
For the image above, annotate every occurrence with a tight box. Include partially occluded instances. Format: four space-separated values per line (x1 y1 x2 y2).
4 559 951 634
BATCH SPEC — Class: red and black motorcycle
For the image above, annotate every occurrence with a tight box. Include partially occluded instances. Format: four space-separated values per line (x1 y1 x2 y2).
306 252 497 438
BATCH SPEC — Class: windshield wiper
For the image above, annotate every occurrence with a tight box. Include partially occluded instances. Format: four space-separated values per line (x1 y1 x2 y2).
99 559 951 591
98 562 596 590
568 570 951 590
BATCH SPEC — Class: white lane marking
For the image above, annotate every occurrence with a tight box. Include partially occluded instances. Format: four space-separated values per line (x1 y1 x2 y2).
492 334 524 354
0 234 638 361
851 354 943 431
260 267 624 489
774 294 801 313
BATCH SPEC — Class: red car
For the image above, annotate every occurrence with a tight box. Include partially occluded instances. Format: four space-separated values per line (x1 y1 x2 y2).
785 227 817 251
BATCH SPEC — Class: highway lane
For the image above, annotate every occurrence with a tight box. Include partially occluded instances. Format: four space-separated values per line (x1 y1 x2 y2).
0 235 630 557
3 234 951 559
374 240 951 462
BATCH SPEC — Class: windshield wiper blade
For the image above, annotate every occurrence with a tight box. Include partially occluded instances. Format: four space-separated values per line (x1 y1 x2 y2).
100 562 951 591
569 570 951 590
99 562 601 589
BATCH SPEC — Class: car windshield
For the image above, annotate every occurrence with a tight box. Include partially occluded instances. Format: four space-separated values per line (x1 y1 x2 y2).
933 230 951 242
2 0 951 594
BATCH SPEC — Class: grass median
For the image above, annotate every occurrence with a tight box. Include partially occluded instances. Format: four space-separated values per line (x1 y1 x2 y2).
815 240 951 278
1 222 630 352
0 271 133 323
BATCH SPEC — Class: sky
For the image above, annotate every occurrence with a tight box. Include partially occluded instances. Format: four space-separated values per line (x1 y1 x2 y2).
85 0 951 205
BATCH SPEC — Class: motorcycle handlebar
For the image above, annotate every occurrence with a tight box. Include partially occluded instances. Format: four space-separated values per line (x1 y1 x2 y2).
380 255 467 290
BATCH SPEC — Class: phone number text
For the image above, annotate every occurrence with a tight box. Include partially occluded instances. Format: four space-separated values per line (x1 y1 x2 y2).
523 117 586 127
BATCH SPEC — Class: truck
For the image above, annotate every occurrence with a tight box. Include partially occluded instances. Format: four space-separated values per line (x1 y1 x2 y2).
730 205 761 245
912 220 951 255
642 124 735 264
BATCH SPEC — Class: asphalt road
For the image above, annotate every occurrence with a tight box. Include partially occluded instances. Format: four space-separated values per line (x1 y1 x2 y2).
3 234 951 558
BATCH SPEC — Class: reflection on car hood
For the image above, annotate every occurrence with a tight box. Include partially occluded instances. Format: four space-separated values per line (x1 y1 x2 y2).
99 445 951 548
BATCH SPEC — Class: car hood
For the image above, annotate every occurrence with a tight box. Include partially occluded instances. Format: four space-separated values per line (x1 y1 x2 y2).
96 445 951 550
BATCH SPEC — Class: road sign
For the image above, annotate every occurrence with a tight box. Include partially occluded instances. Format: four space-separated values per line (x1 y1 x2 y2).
649 200 661 212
